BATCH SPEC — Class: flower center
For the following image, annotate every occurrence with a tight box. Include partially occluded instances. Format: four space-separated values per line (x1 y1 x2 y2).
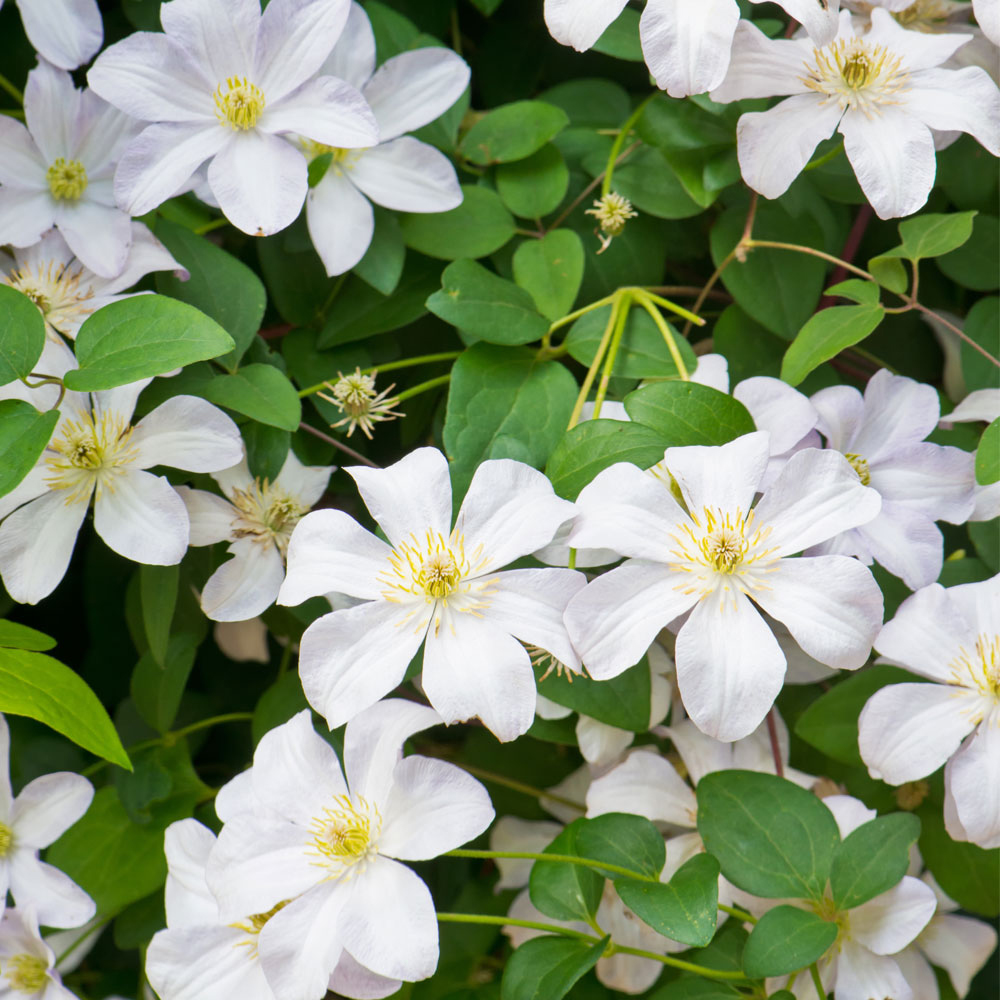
307 794 381 878
4 954 47 993
46 158 88 200
214 76 266 130
45 411 139 504
230 480 307 557
420 550 462 599
317 368 402 440
5 260 93 332
950 633 1000 699
844 452 871 486
802 37 908 115
0 821 12 856
810 893 850 938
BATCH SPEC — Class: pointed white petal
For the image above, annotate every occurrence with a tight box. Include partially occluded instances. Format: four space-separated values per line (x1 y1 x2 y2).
320 1 376 89
52 201 129 279
0 116 47 187
99 221 185 295
946 711 1000 848
17 0 102 70
866 8 975 71
733 377 818 456
349 137 462 213
490 817 564 890
576 716 634 766
328 950 402 1000
162 818 218 928
0 189 54 249
261 76 377 149
664 718 732 786
821 794 876 839
944 388 1000 425
851 876 937 954
544 0 629 50
178 487 235 546
811 384 863 452
872 442 975 522
132 395 242 472
710 19 815 102
11 773 92 847
857 505 944 590
918 912 998 997
690 354 730 393
306 168 375 276
834 940 913 1000
201 539 285 622
23 62 82 162
93 469 188 565
586 749 696 828
8 854 95 928
273 449 332 508
771 0 840 45
848 370 940 463
0 464 51 523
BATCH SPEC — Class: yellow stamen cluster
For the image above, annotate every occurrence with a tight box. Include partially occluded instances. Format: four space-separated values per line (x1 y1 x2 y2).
700 511 751 574
895 779 930 811
45 411 139 505
46 158 88 200
307 795 381 877
844 452 871 486
4 954 48 993
5 259 95 333
229 479 307 557
214 76 266 130
585 192 638 253
0 821 12 857
950 633 1000 699
318 368 403 440
802 38 908 116
529 646 577 682
230 900 290 957
891 0 955 29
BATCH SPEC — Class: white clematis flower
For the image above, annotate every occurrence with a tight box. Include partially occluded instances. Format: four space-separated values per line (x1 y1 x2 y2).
807 369 976 589
543 0 840 98
564 431 883 741
974 0 1000 41
0 225 183 343
0 60 138 278
304 2 469 276
207 702 494 999
711 9 1000 219
180 452 333 622
0 715 94 929
277 447 584 742
858 575 1000 849
0 377 243 605
87 0 379 237
0 908 79 999
0 0 101 70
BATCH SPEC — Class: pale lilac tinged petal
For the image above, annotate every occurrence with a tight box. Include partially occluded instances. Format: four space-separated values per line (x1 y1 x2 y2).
298 602 425 729
835 941 913 1000
260 76 377 148
378 756 493 860
482 569 587 671
565 560 697 681
280 509 389 605
207 129 307 237
0 116 47 186
8 855 95 927
669 432 771 517
349 138 462 212
735 95 841 201
576 716 634 766
857 505 944 590
0 465 50 523
24 63 82 162
158 0 258 81
640 0 740 97
51 200 132 278
848 370 940 462
812 384 864 452
255 0 351 101
306 167 375 276
422 612 537 742
93 469 188 565
177 488 232 547
201 539 285 622
490 817 563 890
871 442 975 522
544 0 629 50
851 876 937 954
348 448 452 548
753 449 882 556
974 0 1000 44
132 396 242 472
946 710 1000 848
569 462 686 563
822 794 876 839
734 377 818 456
771 0 840 44
273 451 332 508
945 388 1000 425
666 718 734 785
710 19 815 101
858 683 981 784
691 354 730 393
676 589 786 741
320 1 376 89
840 106 936 220
329 954 402 1000
115 123 227 217
11 773 92 847
866 8 973 71
0 717 11 819
0 490 89 605
894 948 938 1000
88 33 216 121
456 459 575 570
949 575 1000 634
162 819 218 928
258 883 352 1000
918 912 998 996
99 221 185 294
0 189 54 248
902 67 1000 155
74 92 141 173
586 749 696 828
16 0 102 70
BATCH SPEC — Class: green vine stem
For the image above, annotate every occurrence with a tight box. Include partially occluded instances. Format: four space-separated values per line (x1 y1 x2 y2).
591 294 632 418
810 961 828 1000
447 765 585 813
602 94 656 197
446 848 659 883
393 373 450 403
0 70 24 104
567 291 627 428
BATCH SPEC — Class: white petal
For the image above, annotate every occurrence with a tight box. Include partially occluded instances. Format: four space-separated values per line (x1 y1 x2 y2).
918 912 998 997
8 854 95 928
822 794 876 839
349 137 462 213
576 716 634 766
690 354 730 393
490 817 563 890
93 378 152 424
733 377 818 456
948 575 1000 635
640 0 740 97
676 588 786 741
306 168 375 276
23 62 82 162
946 711 1000 848
0 490 88 605
858 683 981 785
835 941 913 1000
52 200 132 279
586 749 696 828
772 0 840 45
564 560 696 681
363 48 469 140
544 0 629 50
99 221 185 295
178 487 235 546
163 818 219 928
214 618 269 663
93 469 188 565
0 189 53 249
811 384 863 452
866 8 974 71
201 539 286 622
261 76 377 149
328 951 402 1000
664 718 733 786
320 1 376 89
273 449 332 508
710 19 815 102
904 66 1000 157
0 116 47 187
279 509 389 604
974 0 1000 44
849 369 940 463
11 773 92 847
207 129 307 237
872 442 974 522
348 447 452 548
17 0 102 70
298 601 425 729
132 395 242 472
851 876 936 954
339 856 438 982
0 464 51 523
944 388 1000 425
378 756 494 860
893 947 938 1000
857 505 944 590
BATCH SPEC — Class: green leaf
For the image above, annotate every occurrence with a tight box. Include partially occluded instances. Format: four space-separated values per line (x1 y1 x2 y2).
976 418 1000 485
830 813 921 910
200 363 302 431
0 620 56 651
918 802 998 917
534 655 651 731
540 79 630 129
400 187 516 261
460 101 569 165
565 305 697 379
576 813 666 880
496 144 570 218
0 285 46 387
443 344 577 499
244 421 290 482
501 934 607 1000
64 295 235 391
961 296 999 393
696 771 841 900
140 564 178 667
0 400 59 500
353 207 406 296
883 210 977 263
130 633 200 734
742 906 837 977
713 305 785 382
529 819 604 921
867 255 908 294
938 213 999 291
512 230 584 321
780 304 885 386
252 671 309 746
47 787 168 914
611 146 703 220
257 217 337 326
794 666 918 767
592 7 643 60
153 218 266 369
546 420 667 501
114 741 210 830
824 279 880 305
614 853 720 947
624 382 755 446
427 259 550 346
0 647 131 769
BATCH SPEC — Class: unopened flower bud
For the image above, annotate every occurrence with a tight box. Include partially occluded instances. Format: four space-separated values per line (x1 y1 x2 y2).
317 367 403 439
585 192 638 253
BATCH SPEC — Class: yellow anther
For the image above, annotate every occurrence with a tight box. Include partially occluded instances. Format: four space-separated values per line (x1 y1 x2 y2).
230 480 306 557
844 452 871 486
307 795 381 877
0 821 12 857
45 412 138 504
5 954 47 993
214 76 266 130
46 158 88 200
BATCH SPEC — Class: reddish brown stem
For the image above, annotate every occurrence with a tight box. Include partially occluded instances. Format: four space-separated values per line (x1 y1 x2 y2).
766 709 785 779
819 205 874 310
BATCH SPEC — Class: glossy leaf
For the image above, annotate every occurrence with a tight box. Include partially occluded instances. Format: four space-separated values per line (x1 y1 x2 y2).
399 187 516 261
529 819 604 921
512 230 584 321
200 363 302 431
140 564 178 667
781 305 885 386
460 101 569 165
576 812 666 880
501 934 607 1000
0 400 58 500
0 285 46 387
976 418 999 485
624 381 755 446
830 813 921 910
534 654 651 731
496 144 570 218
742 906 837 977
0 620 56 652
